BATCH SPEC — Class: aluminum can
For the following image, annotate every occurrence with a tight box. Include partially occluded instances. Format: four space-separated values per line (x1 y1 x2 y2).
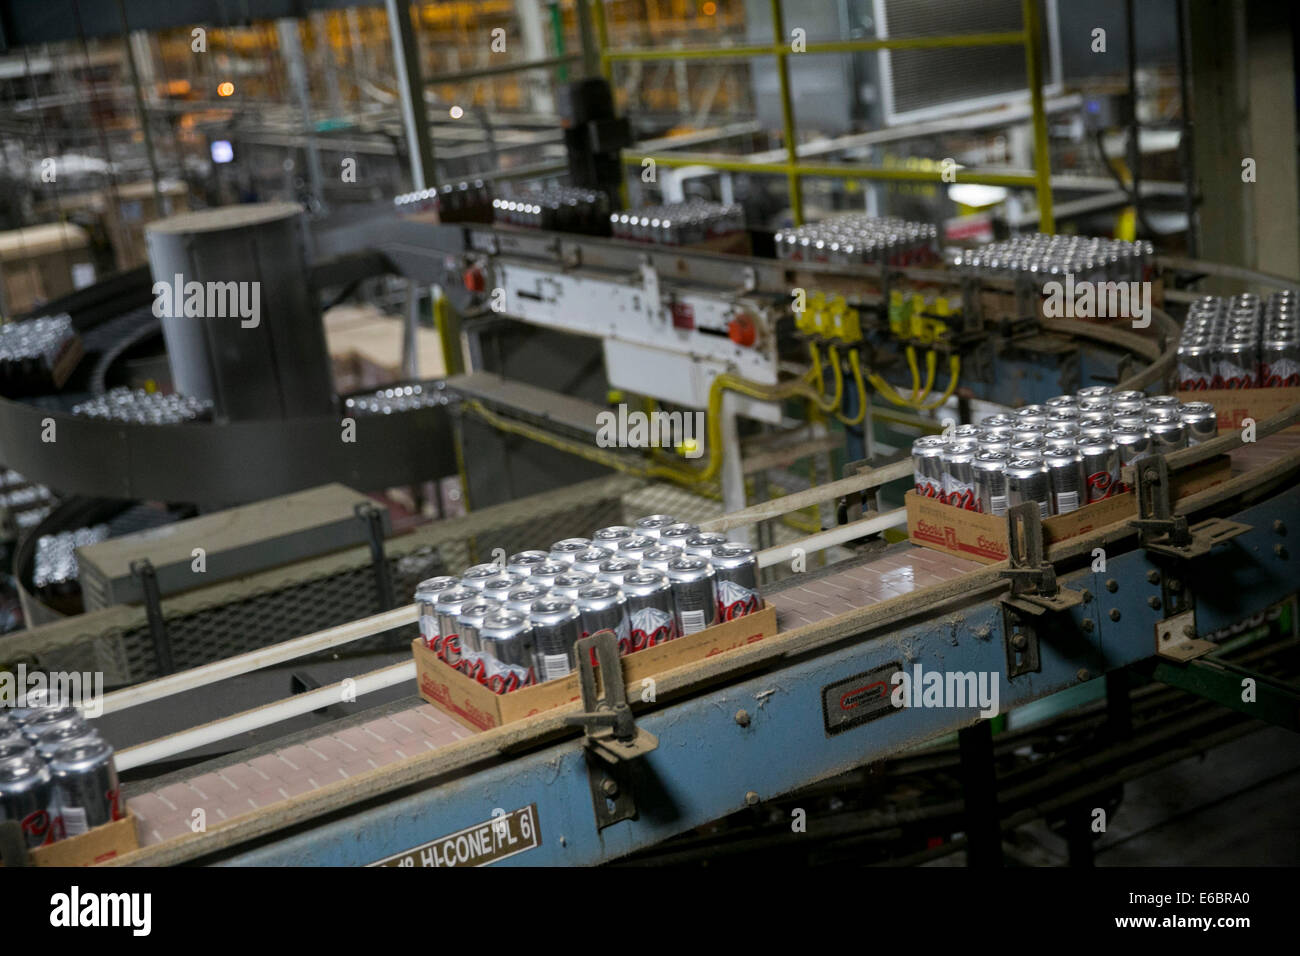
1112 427 1152 468
1179 401 1218 445
548 538 591 564
478 573 524 604
1216 339 1258 388
1079 422 1113 441
684 531 728 558
506 550 551 578
550 570 594 601
571 547 612 575
415 576 459 648
1261 337 1300 387
1176 342 1215 390
911 436 947 500
1144 395 1181 415
477 610 538 693
1005 458 1050 518
710 543 761 621
1078 437 1122 503
616 534 657 563
21 707 83 743
450 600 498 670
1112 413 1146 431
591 525 636 553
633 514 678 540
526 559 569 589
658 523 700 548
942 442 978 510
1044 395 1077 410
505 583 550 615
1015 405 1049 427
979 414 1016 429
575 581 632 653
1111 390 1147 405
1008 437 1045 460
641 545 683 574
1148 418 1188 451
1044 447 1085 515
49 738 122 836
980 425 1014 441
666 555 718 636
0 754 60 847
1041 429 1077 451
596 556 640 586
432 586 480 665
528 597 581 681
621 570 678 650
1076 385 1113 401
1012 425 1045 443
1110 397 1145 416
460 563 505 592
34 724 102 762
978 436 1012 456
972 451 1009 516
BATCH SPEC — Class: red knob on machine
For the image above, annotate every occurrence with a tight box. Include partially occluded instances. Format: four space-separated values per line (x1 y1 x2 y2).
728 313 757 347
463 265 487 293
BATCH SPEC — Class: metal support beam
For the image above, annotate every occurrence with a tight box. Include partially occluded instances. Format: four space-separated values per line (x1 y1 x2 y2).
385 0 437 191
1143 657 1300 732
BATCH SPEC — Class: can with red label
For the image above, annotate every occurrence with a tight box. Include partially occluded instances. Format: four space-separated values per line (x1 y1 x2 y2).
684 531 728 558
1044 447 1085 515
622 570 678 651
658 523 701 548
505 583 549 615
942 442 978 510
572 547 613 576
0 753 60 847
575 581 632 653
591 526 636 553
596 555 640 586
711 543 762 621
432 586 481 665
506 550 551 578
641 545 684 574
616 534 657 563
1005 458 1050 518
549 538 591 565
526 559 569 589
415 576 459 649
1079 437 1121 503
1179 402 1218 444
551 570 594 601
911 436 947 500
477 610 538 694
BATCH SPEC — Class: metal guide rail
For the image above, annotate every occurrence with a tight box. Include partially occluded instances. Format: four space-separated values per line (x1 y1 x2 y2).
102 427 1300 866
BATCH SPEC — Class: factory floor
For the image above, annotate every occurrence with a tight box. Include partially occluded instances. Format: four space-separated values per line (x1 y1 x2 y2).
927 724 1300 866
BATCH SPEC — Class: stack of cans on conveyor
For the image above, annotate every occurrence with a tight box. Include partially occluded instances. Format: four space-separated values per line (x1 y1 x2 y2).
0 314 78 395
952 234 1155 282
414 515 763 695
1177 291 1298 389
912 386 1218 519
33 524 110 595
492 185 610 234
71 387 212 424
609 200 745 245
343 382 450 415
0 693 121 850
393 179 493 221
774 214 939 266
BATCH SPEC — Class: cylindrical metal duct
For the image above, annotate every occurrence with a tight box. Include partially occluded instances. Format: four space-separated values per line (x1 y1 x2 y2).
145 203 335 421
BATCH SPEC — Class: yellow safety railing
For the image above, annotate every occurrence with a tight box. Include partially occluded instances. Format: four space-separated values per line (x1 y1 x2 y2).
589 0 1054 232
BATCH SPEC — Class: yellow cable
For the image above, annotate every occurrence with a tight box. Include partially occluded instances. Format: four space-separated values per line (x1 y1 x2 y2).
917 349 938 404
905 346 922 402
916 355 961 411
808 340 824 394
824 344 844 410
835 348 868 426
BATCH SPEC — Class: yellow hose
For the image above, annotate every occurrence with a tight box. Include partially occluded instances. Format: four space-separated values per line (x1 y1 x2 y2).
835 348 868 426
916 355 961 411
905 345 922 400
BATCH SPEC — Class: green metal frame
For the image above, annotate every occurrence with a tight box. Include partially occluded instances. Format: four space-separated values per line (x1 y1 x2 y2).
588 0 1055 231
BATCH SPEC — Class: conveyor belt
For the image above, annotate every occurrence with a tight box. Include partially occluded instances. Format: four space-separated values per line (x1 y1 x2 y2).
119 431 1298 852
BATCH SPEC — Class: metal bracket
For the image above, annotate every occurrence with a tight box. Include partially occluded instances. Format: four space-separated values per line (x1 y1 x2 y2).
997 503 1083 680
1131 455 1250 558
130 558 175 676
354 503 396 611
639 258 662 322
1155 608 1215 662
564 629 659 831
999 502 1084 613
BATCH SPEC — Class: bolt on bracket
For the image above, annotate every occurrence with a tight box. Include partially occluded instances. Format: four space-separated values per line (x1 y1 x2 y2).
565 629 659 830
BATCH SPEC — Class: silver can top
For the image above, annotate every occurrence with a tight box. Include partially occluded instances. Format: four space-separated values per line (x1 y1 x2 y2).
48 737 115 775
434 585 480 616
575 581 626 613
710 543 756 569
621 569 671 597
528 596 579 627
667 554 716 584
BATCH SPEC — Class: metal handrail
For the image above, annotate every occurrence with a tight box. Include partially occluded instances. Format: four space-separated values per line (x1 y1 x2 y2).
589 0 1055 230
